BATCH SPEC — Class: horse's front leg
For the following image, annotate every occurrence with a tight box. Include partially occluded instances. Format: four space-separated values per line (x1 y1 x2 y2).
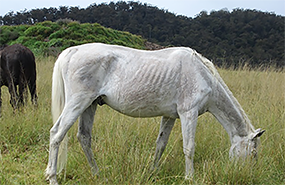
153 116 175 169
178 109 198 179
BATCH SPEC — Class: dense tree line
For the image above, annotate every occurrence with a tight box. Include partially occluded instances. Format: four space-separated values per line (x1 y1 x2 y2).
0 1 284 67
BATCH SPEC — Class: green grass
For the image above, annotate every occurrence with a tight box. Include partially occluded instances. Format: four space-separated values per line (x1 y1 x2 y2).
0 21 146 56
0 57 284 184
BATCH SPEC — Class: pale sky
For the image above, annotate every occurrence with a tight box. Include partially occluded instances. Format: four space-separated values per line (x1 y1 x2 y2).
0 0 284 18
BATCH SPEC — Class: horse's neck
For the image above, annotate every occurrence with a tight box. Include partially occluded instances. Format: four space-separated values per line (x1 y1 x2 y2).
209 81 255 143
194 53 255 143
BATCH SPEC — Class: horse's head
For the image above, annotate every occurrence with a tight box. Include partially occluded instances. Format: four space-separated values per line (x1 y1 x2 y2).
229 128 265 159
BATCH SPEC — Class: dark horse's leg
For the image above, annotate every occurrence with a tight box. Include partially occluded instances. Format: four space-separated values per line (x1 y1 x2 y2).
27 72 37 106
23 55 37 106
7 75 18 110
18 71 27 107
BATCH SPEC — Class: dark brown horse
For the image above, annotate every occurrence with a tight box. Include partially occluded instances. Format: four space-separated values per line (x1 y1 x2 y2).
0 44 37 115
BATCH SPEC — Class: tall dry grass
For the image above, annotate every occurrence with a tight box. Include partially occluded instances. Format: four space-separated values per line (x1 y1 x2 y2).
0 57 284 184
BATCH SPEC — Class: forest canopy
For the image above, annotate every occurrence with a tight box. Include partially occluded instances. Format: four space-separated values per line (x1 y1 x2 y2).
0 1 284 68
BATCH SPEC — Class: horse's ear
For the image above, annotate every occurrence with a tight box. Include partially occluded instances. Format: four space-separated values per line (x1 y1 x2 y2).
251 129 265 139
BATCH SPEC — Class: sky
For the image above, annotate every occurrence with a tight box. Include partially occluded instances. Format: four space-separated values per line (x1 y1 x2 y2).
0 0 284 18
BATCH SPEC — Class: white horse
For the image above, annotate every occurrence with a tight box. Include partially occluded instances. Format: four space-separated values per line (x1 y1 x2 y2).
45 43 264 184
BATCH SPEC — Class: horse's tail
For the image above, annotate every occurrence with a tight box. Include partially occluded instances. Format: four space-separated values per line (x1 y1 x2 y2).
51 53 67 174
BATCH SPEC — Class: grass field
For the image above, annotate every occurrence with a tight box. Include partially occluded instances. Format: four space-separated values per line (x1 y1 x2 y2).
0 56 284 184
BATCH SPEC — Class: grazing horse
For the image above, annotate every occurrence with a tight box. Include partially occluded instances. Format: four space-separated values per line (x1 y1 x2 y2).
0 44 37 115
45 43 264 184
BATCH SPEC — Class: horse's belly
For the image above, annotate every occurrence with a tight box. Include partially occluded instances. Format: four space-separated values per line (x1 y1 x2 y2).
99 59 181 118
102 94 178 118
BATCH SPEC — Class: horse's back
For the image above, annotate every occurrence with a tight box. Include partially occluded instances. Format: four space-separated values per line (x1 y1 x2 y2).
1 44 35 70
59 43 213 118
0 44 36 86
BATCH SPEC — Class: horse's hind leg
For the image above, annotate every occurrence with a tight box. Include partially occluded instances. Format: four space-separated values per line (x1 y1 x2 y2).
18 75 27 106
27 75 37 106
46 96 94 184
77 101 99 176
8 81 18 109
153 116 175 169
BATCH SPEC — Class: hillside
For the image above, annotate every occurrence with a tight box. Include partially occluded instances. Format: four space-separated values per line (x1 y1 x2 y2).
0 20 146 56
0 1 284 67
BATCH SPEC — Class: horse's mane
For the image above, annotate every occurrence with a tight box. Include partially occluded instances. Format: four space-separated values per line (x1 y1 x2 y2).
193 50 254 132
